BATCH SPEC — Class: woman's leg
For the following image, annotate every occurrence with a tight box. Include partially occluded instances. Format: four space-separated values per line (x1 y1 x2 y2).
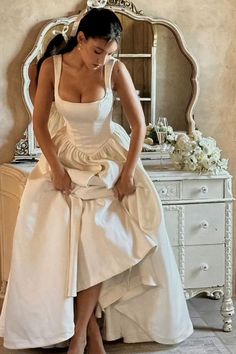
67 282 102 354
87 312 106 354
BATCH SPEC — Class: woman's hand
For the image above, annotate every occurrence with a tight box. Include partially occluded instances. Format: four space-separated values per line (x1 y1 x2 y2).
51 165 73 195
113 172 136 201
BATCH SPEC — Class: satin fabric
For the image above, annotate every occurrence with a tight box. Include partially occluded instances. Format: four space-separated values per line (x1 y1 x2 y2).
0 55 193 349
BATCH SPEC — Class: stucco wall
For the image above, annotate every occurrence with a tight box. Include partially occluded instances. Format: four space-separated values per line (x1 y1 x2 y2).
1 0 236 291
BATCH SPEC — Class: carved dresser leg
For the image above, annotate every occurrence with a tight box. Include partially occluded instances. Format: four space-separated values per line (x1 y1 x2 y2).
209 290 223 300
221 297 234 332
221 202 235 332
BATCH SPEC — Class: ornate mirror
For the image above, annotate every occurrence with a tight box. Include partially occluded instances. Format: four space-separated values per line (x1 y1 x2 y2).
15 0 199 160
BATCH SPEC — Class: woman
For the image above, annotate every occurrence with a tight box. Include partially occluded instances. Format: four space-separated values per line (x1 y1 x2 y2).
0 7 193 354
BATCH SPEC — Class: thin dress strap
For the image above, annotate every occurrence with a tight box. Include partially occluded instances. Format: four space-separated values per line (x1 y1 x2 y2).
104 57 118 90
53 55 61 99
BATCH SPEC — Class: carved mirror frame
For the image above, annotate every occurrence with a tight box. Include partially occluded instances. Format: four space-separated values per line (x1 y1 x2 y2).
16 0 199 159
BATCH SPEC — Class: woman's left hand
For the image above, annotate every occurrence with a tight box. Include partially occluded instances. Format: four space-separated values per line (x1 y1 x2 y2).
113 173 136 201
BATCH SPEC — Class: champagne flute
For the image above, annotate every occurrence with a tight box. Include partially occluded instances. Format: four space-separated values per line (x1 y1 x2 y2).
155 117 168 169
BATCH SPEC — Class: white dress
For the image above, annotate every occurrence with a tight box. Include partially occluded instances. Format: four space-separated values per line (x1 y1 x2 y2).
0 55 193 349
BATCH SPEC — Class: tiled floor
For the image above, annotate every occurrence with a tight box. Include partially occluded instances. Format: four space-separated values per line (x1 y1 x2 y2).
0 295 236 353
190 296 236 354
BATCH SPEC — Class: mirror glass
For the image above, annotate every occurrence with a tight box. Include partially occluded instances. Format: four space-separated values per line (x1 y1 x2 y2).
155 25 193 132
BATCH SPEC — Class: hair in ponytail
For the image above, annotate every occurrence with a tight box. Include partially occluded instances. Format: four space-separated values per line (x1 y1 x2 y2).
36 8 122 82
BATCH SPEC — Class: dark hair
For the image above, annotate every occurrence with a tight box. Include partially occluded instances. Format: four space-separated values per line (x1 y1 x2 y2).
77 8 122 41
36 8 122 81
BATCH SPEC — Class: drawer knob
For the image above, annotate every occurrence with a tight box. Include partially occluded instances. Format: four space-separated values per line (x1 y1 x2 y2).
201 186 208 194
200 220 209 229
200 263 209 271
160 187 167 196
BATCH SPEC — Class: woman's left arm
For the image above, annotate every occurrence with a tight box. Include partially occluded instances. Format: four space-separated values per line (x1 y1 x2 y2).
112 60 146 200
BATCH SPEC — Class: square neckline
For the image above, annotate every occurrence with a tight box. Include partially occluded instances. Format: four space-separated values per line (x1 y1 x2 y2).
57 54 108 105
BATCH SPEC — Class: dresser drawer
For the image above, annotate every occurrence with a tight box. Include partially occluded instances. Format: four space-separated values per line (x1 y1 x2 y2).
152 178 224 201
184 245 225 288
163 203 225 246
152 180 181 200
182 179 224 200
184 203 225 245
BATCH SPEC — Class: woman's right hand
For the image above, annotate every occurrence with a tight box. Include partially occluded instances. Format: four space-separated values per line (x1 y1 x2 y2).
51 165 73 195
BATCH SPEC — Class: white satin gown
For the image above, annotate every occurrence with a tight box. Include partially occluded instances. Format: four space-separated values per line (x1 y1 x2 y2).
0 55 193 349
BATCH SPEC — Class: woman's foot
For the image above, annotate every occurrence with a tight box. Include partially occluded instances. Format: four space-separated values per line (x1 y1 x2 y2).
67 329 87 354
87 314 106 354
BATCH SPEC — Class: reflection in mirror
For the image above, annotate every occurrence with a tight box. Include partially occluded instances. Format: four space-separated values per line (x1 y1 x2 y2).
155 25 193 132
17 1 199 159
112 14 153 133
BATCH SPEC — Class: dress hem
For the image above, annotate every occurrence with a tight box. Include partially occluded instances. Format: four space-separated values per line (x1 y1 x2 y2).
2 326 194 349
2 331 74 350
103 325 194 345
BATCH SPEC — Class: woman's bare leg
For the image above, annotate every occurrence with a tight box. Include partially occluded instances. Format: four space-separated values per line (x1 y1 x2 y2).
87 312 106 354
67 283 102 354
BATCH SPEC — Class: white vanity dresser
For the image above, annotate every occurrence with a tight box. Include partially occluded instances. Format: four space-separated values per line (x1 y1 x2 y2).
146 167 234 332
0 0 234 336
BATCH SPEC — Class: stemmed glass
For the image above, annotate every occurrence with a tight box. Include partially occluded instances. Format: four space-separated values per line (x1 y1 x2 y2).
155 117 168 169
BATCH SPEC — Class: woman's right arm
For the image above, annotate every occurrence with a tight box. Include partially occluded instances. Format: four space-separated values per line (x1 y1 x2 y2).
33 57 72 193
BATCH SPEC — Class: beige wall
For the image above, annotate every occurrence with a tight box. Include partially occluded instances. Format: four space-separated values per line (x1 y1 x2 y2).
1 0 236 290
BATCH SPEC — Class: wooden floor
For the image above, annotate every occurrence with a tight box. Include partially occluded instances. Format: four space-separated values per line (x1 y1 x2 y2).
0 296 236 353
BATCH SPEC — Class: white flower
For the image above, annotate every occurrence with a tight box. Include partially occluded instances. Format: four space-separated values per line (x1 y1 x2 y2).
189 155 198 164
166 133 176 142
186 162 197 171
193 146 203 158
171 152 182 163
167 126 173 134
210 147 221 161
146 123 154 132
176 134 190 150
199 137 217 155
144 137 154 145
191 141 197 149
191 130 202 142
181 149 192 157
201 156 211 169
168 145 175 154
218 158 228 170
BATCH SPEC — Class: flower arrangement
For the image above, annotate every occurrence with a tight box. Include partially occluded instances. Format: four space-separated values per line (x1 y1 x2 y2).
144 123 176 146
143 123 228 174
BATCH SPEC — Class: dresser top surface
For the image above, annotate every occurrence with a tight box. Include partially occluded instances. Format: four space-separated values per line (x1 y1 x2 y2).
145 167 231 180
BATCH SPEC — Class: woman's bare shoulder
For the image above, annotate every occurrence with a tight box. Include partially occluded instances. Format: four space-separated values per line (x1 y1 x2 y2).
112 59 127 90
113 59 126 75
38 56 55 83
112 59 132 91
